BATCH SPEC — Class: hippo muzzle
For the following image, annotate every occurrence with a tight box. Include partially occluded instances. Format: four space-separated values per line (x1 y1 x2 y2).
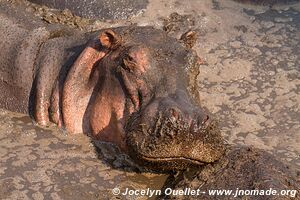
33 26 225 170
126 90 225 170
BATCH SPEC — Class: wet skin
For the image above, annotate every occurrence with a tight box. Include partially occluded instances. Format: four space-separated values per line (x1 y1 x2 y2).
1 0 298 173
0 9 225 170
1 1 299 198
34 27 225 170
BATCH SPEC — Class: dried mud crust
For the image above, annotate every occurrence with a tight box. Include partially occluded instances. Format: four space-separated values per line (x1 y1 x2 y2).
195 6 300 169
27 0 148 20
1 0 92 30
2 0 148 31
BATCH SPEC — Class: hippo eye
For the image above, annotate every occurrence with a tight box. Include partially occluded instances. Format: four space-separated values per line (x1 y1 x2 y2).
122 55 137 72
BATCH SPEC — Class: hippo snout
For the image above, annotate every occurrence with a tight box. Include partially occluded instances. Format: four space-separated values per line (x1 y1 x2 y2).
125 94 226 171
165 107 211 134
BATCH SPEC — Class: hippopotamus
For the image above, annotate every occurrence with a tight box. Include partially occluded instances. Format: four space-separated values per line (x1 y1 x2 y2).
0 2 225 171
160 146 300 199
0 3 299 196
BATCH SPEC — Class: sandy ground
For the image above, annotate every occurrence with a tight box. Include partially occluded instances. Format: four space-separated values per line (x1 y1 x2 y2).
0 0 299 199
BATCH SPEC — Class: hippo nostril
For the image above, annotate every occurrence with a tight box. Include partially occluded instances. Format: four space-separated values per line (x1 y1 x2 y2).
195 115 210 129
203 115 209 124
168 108 180 121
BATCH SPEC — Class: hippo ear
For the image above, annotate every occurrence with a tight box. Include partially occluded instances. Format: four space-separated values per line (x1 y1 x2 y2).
98 29 121 49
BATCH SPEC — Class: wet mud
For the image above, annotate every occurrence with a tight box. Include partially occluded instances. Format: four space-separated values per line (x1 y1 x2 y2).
0 109 167 200
0 0 300 199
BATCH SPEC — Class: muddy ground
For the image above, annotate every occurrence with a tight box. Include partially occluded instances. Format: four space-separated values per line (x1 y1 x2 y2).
0 0 299 199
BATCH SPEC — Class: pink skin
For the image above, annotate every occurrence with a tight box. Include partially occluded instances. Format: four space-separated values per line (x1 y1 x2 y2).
50 81 62 128
60 30 150 152
33 29 151 152
34 48 61 126
62 41 105 135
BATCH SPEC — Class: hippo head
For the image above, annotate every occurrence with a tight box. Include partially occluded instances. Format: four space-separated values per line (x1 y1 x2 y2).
43 26 225 170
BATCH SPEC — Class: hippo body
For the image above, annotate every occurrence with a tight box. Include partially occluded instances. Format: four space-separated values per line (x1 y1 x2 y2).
0 2 299 195
161 147 300 200
0 2 225 170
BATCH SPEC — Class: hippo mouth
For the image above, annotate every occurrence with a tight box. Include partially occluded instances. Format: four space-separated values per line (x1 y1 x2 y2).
125 102 226 171
140 118 214 166
140 155 207 165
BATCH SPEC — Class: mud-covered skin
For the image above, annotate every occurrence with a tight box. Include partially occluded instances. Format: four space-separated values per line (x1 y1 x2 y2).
0 0 300 199
0 3 225 170
126 113 224 170
160 146 300 200
33 26 225 170
0 1 81 113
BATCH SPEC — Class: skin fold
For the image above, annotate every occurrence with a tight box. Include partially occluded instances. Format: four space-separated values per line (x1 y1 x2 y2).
0 2 299 194
0 4 225 170
47 27 226 170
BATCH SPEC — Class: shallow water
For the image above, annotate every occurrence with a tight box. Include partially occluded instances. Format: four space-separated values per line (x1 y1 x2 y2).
0 0 300 200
